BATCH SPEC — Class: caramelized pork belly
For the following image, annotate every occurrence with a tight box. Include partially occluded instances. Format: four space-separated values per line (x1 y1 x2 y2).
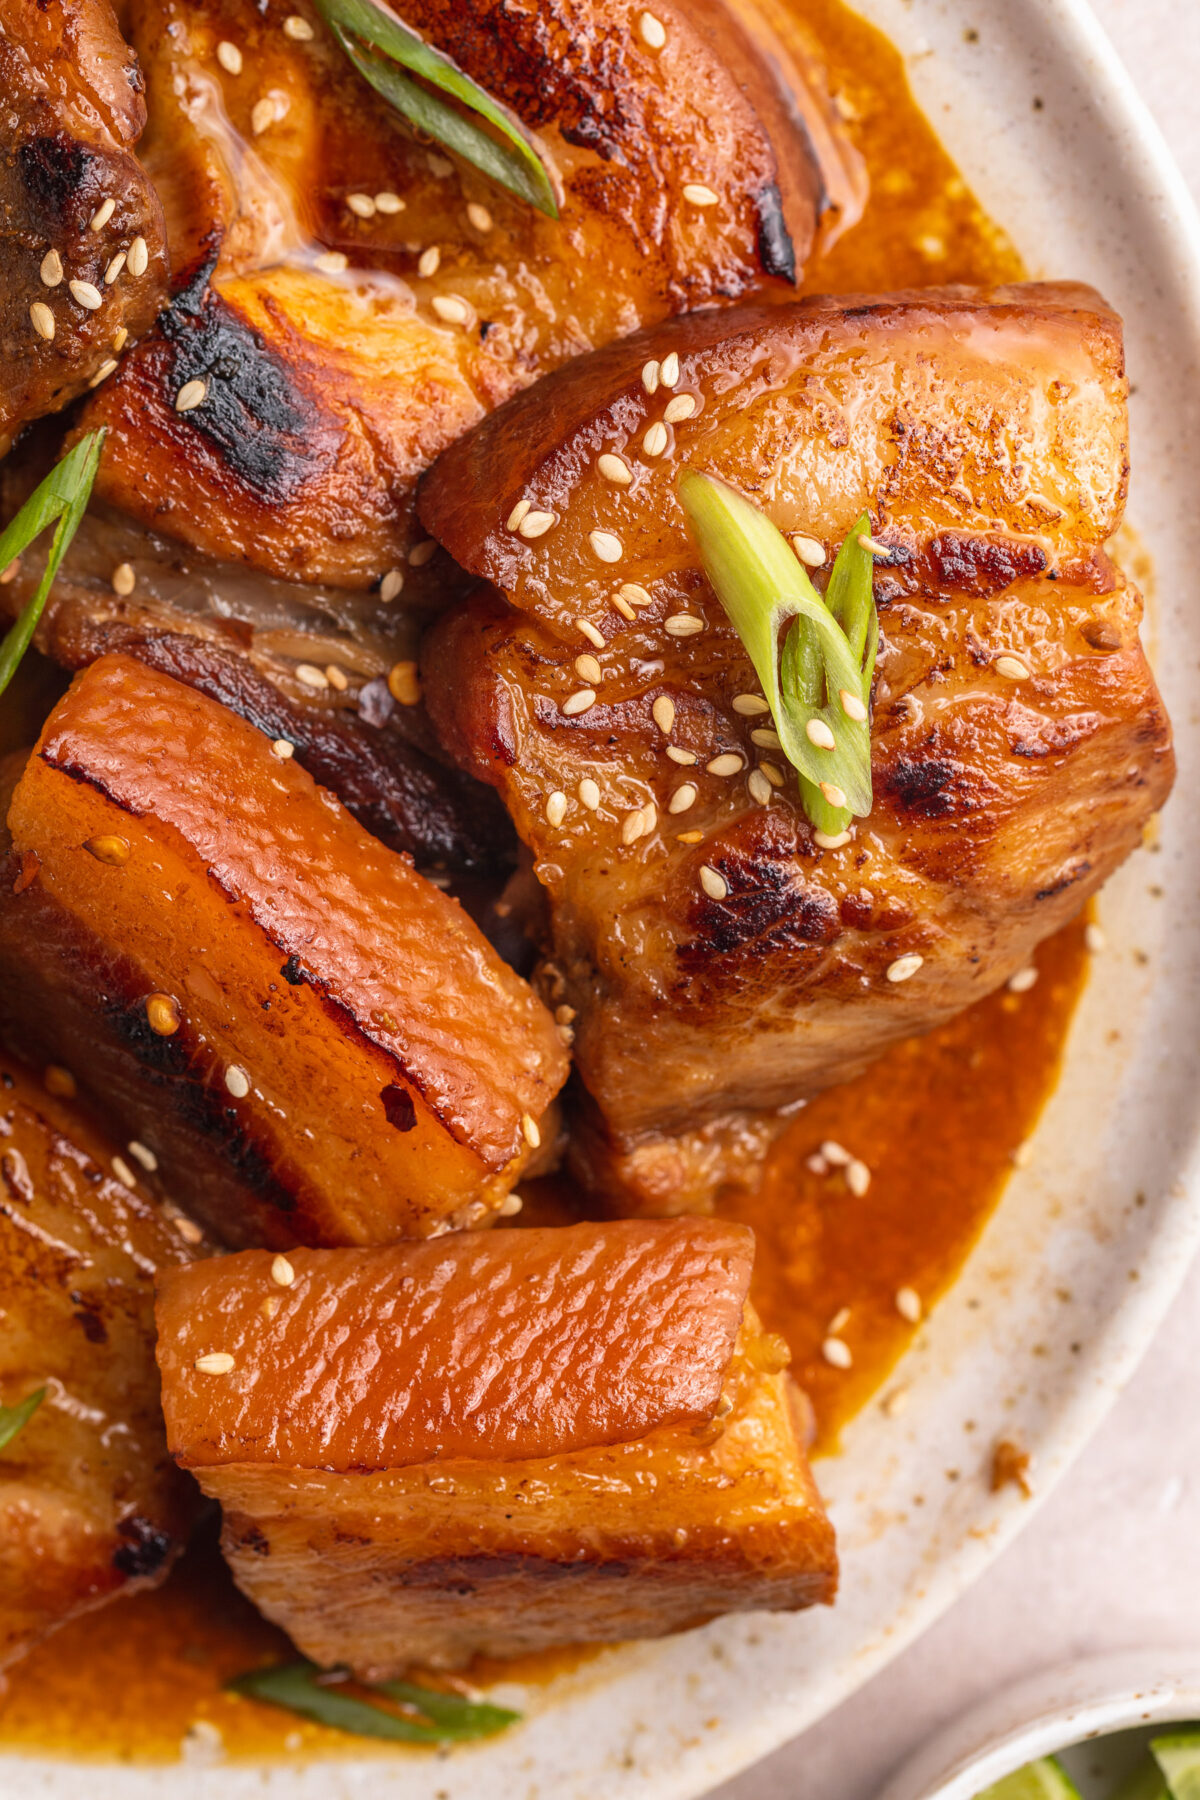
0 0 168 453
420 283 1174 1207
0 656 567 1247
156 1223 835 1669
0 1053 205 1670
70 0 861 590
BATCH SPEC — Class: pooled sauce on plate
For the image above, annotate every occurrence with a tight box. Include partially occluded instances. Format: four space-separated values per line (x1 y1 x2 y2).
0 0 1087 1764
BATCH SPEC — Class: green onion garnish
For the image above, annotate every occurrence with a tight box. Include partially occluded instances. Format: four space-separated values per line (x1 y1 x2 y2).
0 429 106 700
228 1659 521 1744
0 1387 46 1451
678 469 878 837
313 0 558 218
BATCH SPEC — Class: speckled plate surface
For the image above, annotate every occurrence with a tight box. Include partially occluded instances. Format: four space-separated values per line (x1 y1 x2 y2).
8 1 1200 1795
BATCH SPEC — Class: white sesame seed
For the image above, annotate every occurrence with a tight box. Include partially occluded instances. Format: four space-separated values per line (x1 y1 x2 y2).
642 360 660 395
1085 922 1106 953
759 760 785 786
1008 966 1039 993
806 1153 828 1175
507 500 531 532
668 783 697 814
598 452 632 486
314 250 348 274
707 752 743 777
296 662 328 689
174 1217 203 1244
578 777 600 810
112 325 127 351
29 301 55 340
87 357 118 388
642 421 669 457
283 12 315 37
40 249 63 287
822 1336 852 1369
666 746 696 764
379 568 404 602
821 1139 851 1166
225 1064 251 1098
846 1158 871 1197
639 10 666 47
732 693 769 716
820 780 846 808
663 393 695 424
499 1192 524 1217
562 688 597 716
828 1306 851 1335
995 654 1030 681
111 562 136 596
69 279 102 310
111 1155 136 1188
271 1254 296 1287
545 791 568 827
325 663 348 691
347 192 376 218
858 533 891 558
806 718 836 750
659 352 680 388
665 614 703 637
466 202 493 232
619 582 653 608
576 618 605 648
408 539 436 567
814 828 851 849
217 39 243 73
522 1111 541 1149
432 295 470 325
271 738 294 759
589 529 623 563
104 251 126 284
251 95 279 135
195 1352 235 1375
682 183 719 207
652 695 676 735
518 510 555 538
612 591 636 620
574 653 602 684
699 865 727 900
751 727 783 750
748 769 772 805
89 196 117 231
792 535 825 567
895 1286 922 1323
622 806 654 845
839 688 868 722
174 377 208 412
418 245 441 276
128 1140 157 1171
126 235 149 277
886 953 924 983
375 191 404 213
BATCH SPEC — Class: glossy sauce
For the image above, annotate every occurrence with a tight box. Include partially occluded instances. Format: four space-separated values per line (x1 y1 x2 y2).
0 0 1081 1763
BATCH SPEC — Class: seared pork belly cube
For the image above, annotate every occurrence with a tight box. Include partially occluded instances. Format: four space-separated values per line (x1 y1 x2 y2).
71 0 862 592
156 1222 835 1670
420 281 1174 1211
0 656 568 1248
0 1053 205 1670
0 0 168 452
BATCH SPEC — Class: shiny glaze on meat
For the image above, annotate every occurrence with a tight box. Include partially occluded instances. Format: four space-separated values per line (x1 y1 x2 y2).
420 283 1173 1207
0 656 568 1246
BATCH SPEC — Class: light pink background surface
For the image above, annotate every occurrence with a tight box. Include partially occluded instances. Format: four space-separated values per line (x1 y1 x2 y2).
720 7 1200 1797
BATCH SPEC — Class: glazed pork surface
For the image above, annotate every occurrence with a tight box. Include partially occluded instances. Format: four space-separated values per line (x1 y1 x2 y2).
157 1222 836 1669
0 654 568 1248
420 281 1174 1210
0 1052 206 1671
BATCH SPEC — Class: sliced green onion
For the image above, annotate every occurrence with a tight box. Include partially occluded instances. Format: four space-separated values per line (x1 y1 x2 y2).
678 468 877 835
0 1387 46 1451
0 429 106 699
228 1659 521 1744
313 0 558 218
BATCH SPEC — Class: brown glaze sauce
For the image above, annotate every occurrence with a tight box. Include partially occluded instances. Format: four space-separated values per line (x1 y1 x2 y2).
0 0 1084 1764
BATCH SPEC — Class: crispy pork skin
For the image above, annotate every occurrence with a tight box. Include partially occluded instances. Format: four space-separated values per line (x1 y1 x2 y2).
0 0 168 454
0 655 568 1247
420 283 1174 1208
0 1053 204 1670
156 1223 835 1669
71 0 861 591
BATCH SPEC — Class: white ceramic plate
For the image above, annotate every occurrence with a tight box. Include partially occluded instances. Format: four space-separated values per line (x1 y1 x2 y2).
9 2 1200 1796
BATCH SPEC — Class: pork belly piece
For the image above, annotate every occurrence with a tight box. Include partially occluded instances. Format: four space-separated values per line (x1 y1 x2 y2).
0 655 568 1247
0 0 169 454
156 1222 835 1669
420 282 1174 1210
68 0 862 592
0 1052 206 1670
